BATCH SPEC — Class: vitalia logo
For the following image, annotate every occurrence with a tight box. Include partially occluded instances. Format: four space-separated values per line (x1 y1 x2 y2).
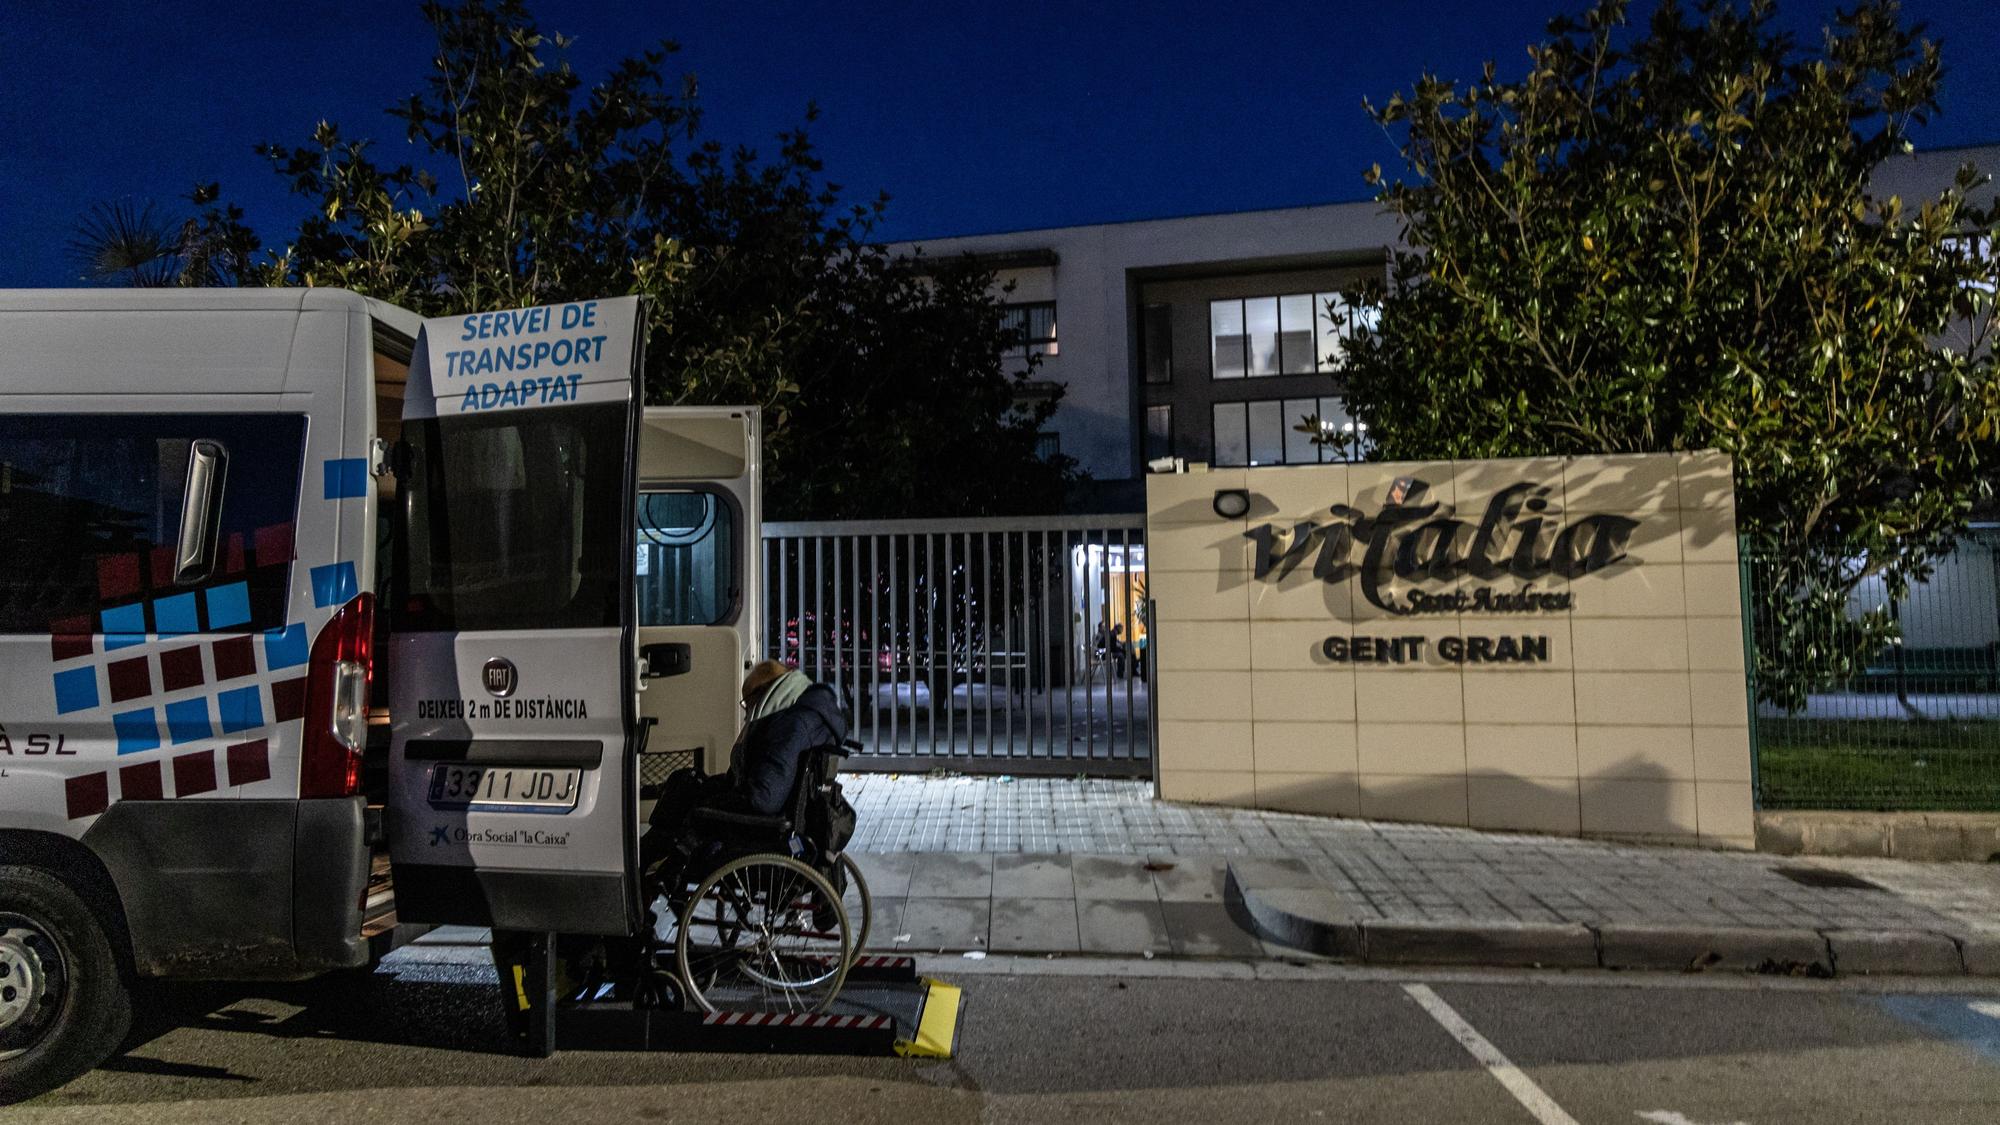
1246 480 1641 617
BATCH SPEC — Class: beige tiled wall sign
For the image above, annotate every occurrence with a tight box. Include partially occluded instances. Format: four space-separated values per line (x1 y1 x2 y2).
1145 451 1753 848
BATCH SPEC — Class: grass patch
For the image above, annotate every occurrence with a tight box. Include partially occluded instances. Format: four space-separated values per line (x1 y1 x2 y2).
1757 718 2000 811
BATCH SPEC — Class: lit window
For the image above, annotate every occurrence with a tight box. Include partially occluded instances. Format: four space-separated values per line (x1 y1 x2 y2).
1212 402 1248 466
1001 302 1059 361
1209 300 1245 379
1211 397 1367 467
1211 290 1378 380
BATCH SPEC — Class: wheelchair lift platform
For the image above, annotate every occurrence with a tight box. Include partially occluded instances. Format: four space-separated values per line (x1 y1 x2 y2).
542 954 963 1059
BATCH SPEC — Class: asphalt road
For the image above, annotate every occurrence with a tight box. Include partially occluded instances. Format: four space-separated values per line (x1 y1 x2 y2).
14 952 2000 1123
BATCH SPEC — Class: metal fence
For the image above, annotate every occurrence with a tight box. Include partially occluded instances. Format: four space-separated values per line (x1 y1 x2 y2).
761 515 1152 776
1745 530 2000 811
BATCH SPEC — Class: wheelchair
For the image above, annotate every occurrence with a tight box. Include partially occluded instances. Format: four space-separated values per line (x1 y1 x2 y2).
638 738 870 1015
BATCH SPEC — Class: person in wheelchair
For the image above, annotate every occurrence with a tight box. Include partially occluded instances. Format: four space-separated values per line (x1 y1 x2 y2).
641 659 849 881
498 662 862 1026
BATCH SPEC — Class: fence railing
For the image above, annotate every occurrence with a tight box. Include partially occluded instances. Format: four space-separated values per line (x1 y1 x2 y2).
761 515 1152 775
1745 530 2000 811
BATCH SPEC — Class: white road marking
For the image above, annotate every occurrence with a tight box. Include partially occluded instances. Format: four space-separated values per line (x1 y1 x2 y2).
1971 1000 2000 1021
1404 983 1581 1125
1637 1111 1750 1125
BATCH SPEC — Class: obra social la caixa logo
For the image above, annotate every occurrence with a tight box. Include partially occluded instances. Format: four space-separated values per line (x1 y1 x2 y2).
1244 478 1642 618
429 824 570 848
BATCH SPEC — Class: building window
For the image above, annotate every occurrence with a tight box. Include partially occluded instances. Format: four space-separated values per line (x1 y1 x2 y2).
1034 431 1062 462
1002 302 1058 360
1144 405 1173 462
1210 292 1374 379
1141 304 1173 384
1210 300 1245 379
1213 402 1248 466
1210 397 1368 467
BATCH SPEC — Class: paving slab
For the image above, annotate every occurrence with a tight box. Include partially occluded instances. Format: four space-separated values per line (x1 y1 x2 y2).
992 853 1074 898
1071 854 1158 900
907 852 993 898
902 896 990 951
989 897 1082 953
1150 856 1231 902
848 851 914 898
1159 900 1265 958
1078 899 1173 954
859 898 907 951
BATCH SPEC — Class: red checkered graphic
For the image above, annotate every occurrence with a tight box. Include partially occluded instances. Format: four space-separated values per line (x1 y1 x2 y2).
49 615 93 662
173 751 218 797
106 656 151 702
65 773 110 820
271 677 308 723
44 509 356 824
97 554 141 600
149 546 176 588
161 645 205 691
227 739 272 787
118 760 164 801
254 522 295 565
210 636 255 682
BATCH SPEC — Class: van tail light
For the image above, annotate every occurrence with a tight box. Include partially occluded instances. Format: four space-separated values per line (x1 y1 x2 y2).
301 593 374 799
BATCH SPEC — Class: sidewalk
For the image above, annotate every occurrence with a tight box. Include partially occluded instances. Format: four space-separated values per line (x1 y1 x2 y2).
842 775 2000 975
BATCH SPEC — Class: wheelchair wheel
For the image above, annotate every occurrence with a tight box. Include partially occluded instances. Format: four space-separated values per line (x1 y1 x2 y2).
675 854 850 1014
835 853 871 959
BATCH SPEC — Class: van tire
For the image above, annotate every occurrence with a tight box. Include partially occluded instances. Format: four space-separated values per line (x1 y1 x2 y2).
0 866 132 1104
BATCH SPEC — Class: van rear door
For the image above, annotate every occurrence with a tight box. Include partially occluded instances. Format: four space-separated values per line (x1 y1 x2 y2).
385 297 645 936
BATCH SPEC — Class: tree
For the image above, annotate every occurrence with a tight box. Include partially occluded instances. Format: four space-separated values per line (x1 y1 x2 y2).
74 0 1072 519
1328 0 2000 707
69 187 259 287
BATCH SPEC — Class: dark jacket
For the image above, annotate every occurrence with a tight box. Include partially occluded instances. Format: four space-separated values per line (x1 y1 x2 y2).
730 683 848 816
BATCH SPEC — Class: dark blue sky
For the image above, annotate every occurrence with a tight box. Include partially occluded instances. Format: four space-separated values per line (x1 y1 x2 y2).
6 0 1998 287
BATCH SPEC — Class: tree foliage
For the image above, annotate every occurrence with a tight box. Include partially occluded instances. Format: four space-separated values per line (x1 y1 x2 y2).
77 0 1072 519
1333 0 2000 707
69 187 259 288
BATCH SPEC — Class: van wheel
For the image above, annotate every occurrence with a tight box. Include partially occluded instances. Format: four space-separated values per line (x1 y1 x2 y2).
0 866 131 1104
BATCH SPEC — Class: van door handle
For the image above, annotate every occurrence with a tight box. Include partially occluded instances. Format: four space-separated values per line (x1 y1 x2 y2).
174 440 228 585
640 642 691 679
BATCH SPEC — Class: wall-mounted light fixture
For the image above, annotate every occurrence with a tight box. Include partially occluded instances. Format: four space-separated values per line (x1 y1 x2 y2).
1212 488 1250 519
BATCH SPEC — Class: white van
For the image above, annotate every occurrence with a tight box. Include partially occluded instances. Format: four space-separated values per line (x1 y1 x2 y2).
0 290 760 1097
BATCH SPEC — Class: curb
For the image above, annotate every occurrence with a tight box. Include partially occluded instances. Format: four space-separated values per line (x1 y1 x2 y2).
1226 861 1991 978
1596 924 1831 974
1823 929 1967 976
1364 921 1599 969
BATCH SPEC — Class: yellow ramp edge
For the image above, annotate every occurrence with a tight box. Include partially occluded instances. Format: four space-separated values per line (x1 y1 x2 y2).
894 978 962 1059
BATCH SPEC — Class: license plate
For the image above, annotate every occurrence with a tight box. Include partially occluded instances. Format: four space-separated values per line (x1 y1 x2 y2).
427 764 580 811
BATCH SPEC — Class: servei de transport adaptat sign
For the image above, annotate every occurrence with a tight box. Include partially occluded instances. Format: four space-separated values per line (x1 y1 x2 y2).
441 301 615 412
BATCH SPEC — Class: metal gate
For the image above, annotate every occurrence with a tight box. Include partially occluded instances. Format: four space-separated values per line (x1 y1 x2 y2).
1744 530 2000 811
761 515 1151 775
